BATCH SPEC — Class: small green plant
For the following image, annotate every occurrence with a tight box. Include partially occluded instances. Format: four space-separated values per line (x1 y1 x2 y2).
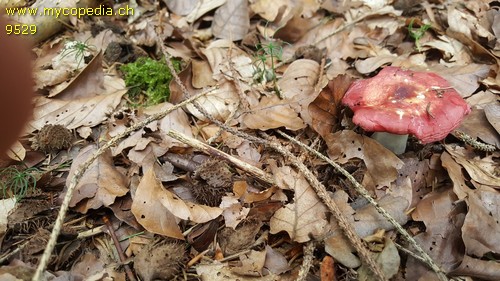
121 57 182 106
0 166 40 200
59 38 96 69
408 19 431 51
252 26 287 95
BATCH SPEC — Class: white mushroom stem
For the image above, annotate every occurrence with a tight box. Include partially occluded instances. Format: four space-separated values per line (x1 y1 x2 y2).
371 132 408 155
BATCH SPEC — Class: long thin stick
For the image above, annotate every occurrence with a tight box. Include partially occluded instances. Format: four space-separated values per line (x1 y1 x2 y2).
276 130 448 281
32 88 216 281
166 130 274 184
159 36 388 279
168 129 388 281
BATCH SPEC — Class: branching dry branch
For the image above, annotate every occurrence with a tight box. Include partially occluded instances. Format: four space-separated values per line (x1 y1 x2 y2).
276 130 448 281
169 128 387 280
159 39 388 278
32 87 217 281
166 130 274 184
297 241 316 281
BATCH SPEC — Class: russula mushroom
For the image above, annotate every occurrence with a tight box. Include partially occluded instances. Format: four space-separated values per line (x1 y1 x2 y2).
342 66 470 154
0 17 34 156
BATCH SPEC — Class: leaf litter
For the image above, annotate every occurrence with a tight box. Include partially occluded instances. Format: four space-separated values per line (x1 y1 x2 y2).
1 0 499 280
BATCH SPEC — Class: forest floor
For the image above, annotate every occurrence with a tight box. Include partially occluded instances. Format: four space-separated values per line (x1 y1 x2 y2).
0 0 499 280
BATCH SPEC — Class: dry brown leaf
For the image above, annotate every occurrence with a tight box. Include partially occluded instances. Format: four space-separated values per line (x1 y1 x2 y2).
278 59 324 126
212 0 249 41
325 226 360 268
235 140 262 167
264 245 290 275
191 60 217 88
444 144 500 188
354 55 396 74
239 184 277 204
450 254 500 280
127 145 177 182
160 187 222 224
108 196 142 230
325 190 409 268
218 219 262 255
66 144 128 213
274 9 320 43
320 255 336 281
185 80 239 121
71 252 105 278
196 263 277 281
269 165 328 242
457 107 500 148
48 52 103 99
164 0 198 15
143 102 194 149
27 85 125 133
0 199 17 236
221 200 249 229
231 249 267 276
408 188 465 277
440 152 470 200
323 191 361 268
287 6 400 62
186 0 226 23
326 130 404 189
249 0 288 22
462 186 500 257
353 196 410 237
201 40 252 82
6 141 25 161
33 68 71 91
484 104 500 134
466 91 499 108
241 95 305 130
131 168 184 240
422 35 471 63
447 6 495 41
357 238 400 281
390 157 432 209
309 75 353 137
127 13 174 47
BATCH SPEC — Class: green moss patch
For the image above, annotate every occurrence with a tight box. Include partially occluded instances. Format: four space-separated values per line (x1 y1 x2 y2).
121 57 181 106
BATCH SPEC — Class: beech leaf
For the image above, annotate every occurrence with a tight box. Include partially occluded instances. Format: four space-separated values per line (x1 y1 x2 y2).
131 168 184 240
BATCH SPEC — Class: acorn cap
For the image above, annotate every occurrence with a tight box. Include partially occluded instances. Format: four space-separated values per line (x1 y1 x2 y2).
342 66 471 143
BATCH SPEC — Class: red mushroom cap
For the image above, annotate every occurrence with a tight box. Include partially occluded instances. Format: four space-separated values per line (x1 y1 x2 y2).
342 66 471 144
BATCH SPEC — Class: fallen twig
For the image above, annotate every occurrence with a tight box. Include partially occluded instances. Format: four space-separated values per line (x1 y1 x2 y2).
167 130 274 184
276 130 448 281
168 129 388 280
103 215 136 281
159 38 388 279
297 241 316 281
32 87 216 281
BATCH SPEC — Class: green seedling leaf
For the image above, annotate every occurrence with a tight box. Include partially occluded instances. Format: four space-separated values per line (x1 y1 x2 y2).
408 19 431 51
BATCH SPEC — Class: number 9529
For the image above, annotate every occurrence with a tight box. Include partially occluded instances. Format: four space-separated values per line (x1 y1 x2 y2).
6 24 36 35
